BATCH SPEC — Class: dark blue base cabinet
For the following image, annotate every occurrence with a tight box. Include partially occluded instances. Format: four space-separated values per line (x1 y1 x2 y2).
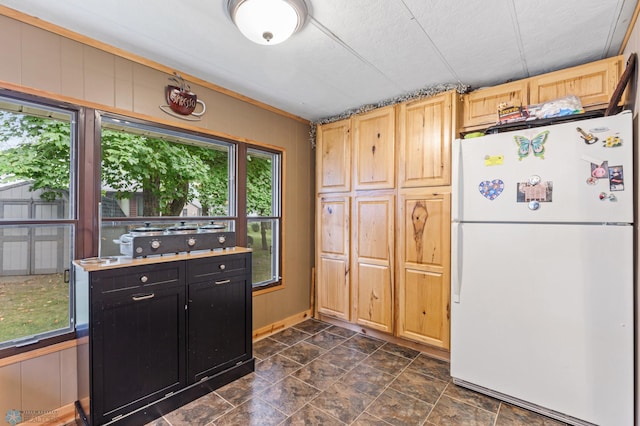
74 250 253 426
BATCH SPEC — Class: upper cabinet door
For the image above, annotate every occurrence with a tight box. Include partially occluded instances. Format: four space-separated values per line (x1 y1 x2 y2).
316 119 351 193
398 92 453 188
461 80 529 130
352 106 396 190
529 56 621 109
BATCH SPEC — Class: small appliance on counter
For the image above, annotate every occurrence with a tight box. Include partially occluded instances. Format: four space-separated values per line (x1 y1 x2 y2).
113 221 236 257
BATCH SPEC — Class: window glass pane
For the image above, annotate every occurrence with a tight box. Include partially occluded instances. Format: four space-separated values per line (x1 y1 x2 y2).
248 218 279 285
0 100 73 219
0 97 75 349
247 149 276 217
0 224 72 347
101 117 234 219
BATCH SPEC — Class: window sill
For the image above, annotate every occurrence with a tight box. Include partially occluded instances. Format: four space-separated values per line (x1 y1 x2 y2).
0 332 77 364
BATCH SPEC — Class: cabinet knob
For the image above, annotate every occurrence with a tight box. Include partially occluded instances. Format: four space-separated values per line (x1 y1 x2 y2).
140 275 148 283
219 264 226 270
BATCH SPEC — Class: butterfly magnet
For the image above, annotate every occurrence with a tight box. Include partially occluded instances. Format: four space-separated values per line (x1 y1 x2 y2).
514 130 549 160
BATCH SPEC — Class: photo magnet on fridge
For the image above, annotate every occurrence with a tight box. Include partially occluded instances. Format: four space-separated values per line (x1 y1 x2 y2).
516 181 553 203
590 161 609 179
609 166 624 191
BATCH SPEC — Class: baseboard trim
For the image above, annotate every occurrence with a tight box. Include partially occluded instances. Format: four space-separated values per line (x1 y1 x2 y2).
33 401 76 426
252 309 313 341
317 314 450 362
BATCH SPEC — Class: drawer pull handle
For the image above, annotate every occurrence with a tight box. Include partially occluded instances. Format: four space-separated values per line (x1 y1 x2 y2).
132 293 155 301
219 264 226 270
214 279 231 285
140 275 148 283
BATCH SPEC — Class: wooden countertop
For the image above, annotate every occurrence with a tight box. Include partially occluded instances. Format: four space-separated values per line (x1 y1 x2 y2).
73 247 252 272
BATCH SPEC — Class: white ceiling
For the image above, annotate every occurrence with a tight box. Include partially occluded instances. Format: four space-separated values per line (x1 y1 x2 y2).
1 0 637 121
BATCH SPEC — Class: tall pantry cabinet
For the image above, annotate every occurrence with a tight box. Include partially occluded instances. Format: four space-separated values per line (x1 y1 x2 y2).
316 93 455 350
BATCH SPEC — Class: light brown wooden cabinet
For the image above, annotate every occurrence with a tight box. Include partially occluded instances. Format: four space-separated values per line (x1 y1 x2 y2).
353 106 395 190
351 193 394 333
529 56 621 107
316 119 351 193
397 190 451 349
398 92 454 188
315 93 455 351
460 55 623 132
316 195 351 321
461 80 528 131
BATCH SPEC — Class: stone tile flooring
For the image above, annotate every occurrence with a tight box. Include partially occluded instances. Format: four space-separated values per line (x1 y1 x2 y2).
148 319 567 425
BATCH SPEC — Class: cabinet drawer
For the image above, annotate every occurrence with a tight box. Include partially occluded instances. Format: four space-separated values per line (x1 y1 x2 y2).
92 263 183 295
187 254 249 282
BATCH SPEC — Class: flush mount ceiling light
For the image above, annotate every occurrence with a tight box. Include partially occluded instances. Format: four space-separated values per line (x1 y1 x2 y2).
227 0 308 45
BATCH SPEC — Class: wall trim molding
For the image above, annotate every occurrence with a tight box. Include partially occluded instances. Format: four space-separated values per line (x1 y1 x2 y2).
0 337 85 368
0 5 309 126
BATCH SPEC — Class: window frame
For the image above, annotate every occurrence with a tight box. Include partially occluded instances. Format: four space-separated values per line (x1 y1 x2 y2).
0 90 80 358
245 145 283 291
99 113 237 220
0 89 288 359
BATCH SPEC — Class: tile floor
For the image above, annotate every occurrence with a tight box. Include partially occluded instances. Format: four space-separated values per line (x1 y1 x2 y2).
148 319 567 426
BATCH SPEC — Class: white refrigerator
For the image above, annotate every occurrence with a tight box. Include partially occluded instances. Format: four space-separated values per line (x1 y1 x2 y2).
450 111 634 426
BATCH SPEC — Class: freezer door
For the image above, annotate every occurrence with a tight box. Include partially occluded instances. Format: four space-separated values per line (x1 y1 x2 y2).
450 222 633 426
452 112 633 223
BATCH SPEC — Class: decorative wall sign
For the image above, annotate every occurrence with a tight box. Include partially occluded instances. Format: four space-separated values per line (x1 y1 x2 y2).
514 131 549 160
160 73 206 121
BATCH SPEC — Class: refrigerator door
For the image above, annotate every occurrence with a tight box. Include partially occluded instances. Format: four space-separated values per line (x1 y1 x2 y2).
452 112 633 224
450 222 634 425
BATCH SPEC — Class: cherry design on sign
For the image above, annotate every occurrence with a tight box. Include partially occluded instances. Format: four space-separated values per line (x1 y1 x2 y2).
479 179 504 200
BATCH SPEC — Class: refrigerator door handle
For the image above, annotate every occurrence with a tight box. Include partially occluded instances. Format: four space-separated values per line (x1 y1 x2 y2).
451 222 462 303
451 139 462 222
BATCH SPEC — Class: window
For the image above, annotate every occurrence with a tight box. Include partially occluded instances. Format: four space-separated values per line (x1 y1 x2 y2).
98 115 236 257
246 147 281 287
0 95 76 351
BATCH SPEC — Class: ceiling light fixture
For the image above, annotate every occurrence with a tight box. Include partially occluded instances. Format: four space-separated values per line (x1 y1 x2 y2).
227 0 308 45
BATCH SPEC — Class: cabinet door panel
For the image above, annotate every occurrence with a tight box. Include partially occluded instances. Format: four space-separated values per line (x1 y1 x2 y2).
355 263 392 332
399 93 452 187
92 285 186 421
399 268 449 348
317 257 350 320
188 275 251 383
401 193 449 267
316 195 351 321
352 195 394 333
529 56 621 108
317 120 351 193
397 190 450 349
318 196 349 256
353 106 395 190
462 81 528 129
